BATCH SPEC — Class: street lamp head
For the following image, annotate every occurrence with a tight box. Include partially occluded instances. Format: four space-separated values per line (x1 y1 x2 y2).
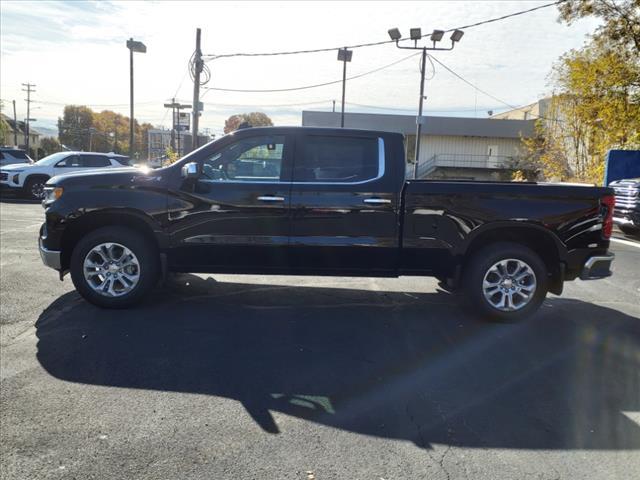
126 38 147 53
430 30 444 42
410 28 422 41
388 28 402 41
337 48 353 62
450 29 464 43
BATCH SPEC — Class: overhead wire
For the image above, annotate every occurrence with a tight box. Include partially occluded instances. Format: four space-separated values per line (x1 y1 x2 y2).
201 51 420 94
202 0 566 60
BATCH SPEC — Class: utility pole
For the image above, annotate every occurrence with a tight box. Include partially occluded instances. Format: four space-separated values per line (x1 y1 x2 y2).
12 100 18 146
414 48 427 180
191 28 203 151
163 99 191 156
387 27 464 178
337 48 352 128
126 38 147 158
22 83 36 152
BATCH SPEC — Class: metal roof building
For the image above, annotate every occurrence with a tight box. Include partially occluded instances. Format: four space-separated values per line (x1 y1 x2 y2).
302 111 536 180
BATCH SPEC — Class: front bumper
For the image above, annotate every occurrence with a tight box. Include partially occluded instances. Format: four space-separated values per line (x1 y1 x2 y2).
580 252 614 280
0 182 21 193
39 231 61 270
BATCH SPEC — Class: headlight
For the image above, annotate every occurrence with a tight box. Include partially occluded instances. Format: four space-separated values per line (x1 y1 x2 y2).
43 186 64 202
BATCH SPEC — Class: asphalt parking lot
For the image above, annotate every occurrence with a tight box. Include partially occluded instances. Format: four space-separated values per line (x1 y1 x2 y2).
1 198 639 480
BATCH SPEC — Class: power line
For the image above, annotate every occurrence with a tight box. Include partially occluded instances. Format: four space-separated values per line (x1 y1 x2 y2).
343 101 503 113
427 55 518 110
426 55 564 123
201 51 420 94
202 0 566 60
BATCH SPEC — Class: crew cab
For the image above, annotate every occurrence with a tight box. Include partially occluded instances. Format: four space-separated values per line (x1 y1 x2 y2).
1 151 130 199
38 127 615 320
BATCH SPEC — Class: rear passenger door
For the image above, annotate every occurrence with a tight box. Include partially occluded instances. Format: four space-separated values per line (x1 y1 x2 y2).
288 132 400 274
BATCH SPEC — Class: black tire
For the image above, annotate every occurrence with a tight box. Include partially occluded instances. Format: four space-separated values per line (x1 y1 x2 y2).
620 224 640 237
24 176 48 200
70 227 159 308
463 242 548 322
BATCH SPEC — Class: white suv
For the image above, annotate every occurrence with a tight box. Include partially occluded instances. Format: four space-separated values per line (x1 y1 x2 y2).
0 151 130 199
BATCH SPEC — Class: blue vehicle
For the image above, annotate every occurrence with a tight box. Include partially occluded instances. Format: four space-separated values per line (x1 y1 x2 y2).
605 150 640 236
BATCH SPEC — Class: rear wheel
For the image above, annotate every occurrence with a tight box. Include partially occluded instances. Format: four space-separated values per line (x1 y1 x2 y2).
70 227 159 308
25 176 48 200
463 242 548 321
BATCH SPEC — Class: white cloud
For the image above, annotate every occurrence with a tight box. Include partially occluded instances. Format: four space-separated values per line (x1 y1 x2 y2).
1 0 600 136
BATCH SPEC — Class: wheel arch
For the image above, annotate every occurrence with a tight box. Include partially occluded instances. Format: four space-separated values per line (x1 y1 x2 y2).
24 173 50 186
458 223 568 295
60 209 162 271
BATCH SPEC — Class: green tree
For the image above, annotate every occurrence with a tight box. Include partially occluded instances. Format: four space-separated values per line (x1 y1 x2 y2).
223 112 273 134
40 137 62 156
58 105 94 151
558 0 640 52
0 101 10 145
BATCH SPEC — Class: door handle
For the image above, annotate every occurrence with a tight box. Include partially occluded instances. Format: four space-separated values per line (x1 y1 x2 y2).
257 195 285 202
363 198 391 205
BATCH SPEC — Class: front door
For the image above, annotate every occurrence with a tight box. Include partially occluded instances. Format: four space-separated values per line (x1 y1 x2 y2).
167 133 293 272
288 132 400 274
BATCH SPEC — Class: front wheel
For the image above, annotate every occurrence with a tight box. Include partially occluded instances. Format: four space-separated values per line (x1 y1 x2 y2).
70 227 159 308
25 176 47 200
463 242 548 322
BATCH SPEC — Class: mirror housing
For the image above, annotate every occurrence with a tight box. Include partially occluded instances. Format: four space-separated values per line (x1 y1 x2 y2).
181 162 200 179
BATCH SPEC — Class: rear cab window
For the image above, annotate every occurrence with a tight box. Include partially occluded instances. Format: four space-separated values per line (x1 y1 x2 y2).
293 135 382 183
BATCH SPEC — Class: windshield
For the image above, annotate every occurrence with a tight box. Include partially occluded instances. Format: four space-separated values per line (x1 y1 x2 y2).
34 152 71 166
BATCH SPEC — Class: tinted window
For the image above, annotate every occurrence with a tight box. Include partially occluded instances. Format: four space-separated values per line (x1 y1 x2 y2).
81 155 111 168
294 136 379 183
112 156 131 166
56 155 81 167
9 151 29 160
202 135 285 182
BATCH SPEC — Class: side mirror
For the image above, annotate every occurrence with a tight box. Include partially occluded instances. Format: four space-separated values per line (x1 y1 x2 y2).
181 162 200 179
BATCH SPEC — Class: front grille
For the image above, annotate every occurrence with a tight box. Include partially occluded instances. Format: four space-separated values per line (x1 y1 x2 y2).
612 182 639 213
0 173 8 181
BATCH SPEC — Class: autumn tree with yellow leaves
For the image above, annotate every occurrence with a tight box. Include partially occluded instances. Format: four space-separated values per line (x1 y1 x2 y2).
522 0 640 184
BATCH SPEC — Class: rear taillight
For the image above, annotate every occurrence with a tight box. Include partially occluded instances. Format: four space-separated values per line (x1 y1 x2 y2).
601 194 615 239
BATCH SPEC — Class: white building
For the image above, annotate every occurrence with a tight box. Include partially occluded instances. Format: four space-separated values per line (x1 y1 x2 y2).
302 111 535 180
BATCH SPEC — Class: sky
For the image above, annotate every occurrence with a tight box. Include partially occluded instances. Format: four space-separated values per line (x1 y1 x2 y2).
0 0 601 138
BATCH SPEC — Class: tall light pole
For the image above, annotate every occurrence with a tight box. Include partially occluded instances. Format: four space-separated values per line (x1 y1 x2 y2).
126 38 146 158
337 47 352 128
387 27 463 179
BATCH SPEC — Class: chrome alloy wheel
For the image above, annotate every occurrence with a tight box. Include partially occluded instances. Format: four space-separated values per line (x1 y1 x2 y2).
83 243 140 297
31 181 46 199
482 258 537 312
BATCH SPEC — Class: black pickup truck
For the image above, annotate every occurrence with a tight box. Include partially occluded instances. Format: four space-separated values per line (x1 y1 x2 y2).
38 127 615 320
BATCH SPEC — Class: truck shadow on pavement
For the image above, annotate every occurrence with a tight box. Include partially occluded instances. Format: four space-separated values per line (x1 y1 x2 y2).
35 274 640 450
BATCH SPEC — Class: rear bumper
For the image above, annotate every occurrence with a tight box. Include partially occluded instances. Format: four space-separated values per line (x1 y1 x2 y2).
580 253 614 280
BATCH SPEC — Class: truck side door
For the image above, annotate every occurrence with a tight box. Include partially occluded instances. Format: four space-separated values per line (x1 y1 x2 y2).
288 132 400 274
167 133 294 272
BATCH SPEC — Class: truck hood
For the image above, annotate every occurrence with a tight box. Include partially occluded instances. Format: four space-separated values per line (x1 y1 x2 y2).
47 166 163 188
